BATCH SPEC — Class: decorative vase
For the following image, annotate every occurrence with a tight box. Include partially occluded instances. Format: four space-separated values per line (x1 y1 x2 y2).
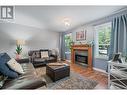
16 54 21 60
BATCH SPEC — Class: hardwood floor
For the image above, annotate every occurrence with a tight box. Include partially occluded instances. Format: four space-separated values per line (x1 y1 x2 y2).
36 61 108 89
67 62 108 89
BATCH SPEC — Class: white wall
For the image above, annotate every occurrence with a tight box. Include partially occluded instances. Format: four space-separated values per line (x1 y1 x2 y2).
0 6 60 58
0 23 60 58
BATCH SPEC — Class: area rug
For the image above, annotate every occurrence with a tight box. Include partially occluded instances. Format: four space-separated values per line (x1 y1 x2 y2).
36 67 98 89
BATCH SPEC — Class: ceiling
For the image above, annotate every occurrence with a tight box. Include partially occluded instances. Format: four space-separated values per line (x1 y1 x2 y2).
14 6 125 32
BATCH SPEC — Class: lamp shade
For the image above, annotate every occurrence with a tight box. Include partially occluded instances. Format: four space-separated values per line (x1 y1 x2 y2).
16 39 25 45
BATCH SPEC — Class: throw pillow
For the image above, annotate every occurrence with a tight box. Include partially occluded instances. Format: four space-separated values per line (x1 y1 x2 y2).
41 51 49 58
7 58 24 74
0 53 18 78
0 53 11 63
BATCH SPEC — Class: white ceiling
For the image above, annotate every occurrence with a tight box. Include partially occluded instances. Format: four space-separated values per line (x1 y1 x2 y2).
14 6 125 32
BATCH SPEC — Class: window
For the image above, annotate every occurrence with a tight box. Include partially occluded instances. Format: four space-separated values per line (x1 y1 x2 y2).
95 22 111 58
64 33 73 53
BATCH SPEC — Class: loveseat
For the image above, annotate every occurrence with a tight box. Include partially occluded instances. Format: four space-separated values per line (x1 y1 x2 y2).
28 49 57 67
0 53 46 89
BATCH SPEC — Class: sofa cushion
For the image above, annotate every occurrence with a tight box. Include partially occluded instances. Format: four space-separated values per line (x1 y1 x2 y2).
45 57 55 61
35 51 40 58
32 52 40 58
51 49 57 55
3 77 46 89
48 50 52 56
34 58 46 62
0 53 18 78
2 63 46 89
7 58 24 74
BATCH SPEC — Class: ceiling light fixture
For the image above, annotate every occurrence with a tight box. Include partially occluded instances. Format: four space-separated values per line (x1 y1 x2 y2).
62 17 71 27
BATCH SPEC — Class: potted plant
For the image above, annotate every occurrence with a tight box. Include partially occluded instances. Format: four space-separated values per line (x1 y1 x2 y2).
15 45 22 59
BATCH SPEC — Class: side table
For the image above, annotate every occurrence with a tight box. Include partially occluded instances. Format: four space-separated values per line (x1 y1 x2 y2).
16 58 29 63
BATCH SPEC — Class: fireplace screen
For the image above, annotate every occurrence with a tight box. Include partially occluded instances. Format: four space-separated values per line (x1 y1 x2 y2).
75 54 88 66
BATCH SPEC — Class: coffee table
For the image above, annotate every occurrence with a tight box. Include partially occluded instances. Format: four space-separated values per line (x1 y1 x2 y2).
46 62 70 82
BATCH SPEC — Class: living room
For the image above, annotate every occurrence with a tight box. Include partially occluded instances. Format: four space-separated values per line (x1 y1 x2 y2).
0 6 127 89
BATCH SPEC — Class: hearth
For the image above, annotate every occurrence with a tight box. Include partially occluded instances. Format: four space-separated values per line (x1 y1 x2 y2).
75 51 88 66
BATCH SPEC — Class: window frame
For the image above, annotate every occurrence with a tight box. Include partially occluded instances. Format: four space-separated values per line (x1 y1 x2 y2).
94 22 111 59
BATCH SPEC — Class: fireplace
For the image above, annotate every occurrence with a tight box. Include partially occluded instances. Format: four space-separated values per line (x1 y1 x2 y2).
75 51 88 66
71 44 93 70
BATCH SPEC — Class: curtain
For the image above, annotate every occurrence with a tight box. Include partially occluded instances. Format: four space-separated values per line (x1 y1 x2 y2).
109 14 127 60
60 32 66 60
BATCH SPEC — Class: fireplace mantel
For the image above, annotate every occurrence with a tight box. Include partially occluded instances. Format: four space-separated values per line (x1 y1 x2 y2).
71 44 93 70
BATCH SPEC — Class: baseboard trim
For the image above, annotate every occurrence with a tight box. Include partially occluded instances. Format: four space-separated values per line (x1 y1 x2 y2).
93 67 107 74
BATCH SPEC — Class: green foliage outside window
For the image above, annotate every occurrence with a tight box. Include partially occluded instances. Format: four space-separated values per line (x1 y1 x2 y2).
98 26 111 50
64 34 73 51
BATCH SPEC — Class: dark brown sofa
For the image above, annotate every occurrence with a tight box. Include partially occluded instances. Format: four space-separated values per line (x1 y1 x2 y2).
2 63 46 89
28 49 57 67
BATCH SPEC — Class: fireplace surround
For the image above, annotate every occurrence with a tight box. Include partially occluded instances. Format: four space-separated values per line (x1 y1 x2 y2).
71 44 93 70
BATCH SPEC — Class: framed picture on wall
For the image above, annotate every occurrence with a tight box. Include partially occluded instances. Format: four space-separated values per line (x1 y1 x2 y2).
76 30 87 41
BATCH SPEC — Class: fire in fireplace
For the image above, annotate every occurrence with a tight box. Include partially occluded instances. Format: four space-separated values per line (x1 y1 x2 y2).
75 51 88 66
